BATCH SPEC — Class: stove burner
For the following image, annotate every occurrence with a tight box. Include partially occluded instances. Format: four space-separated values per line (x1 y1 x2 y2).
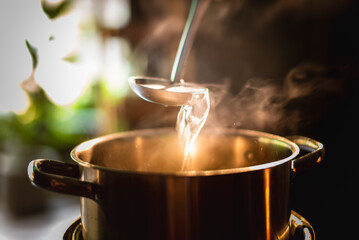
63 211 314 240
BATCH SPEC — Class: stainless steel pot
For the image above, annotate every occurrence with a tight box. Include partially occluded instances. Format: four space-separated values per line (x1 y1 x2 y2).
28 128 324 240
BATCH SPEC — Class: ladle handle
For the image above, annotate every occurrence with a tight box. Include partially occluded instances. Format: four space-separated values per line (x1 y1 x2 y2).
170 0 210 83
28 159 101 202
290 211 316 240
286 136 324 173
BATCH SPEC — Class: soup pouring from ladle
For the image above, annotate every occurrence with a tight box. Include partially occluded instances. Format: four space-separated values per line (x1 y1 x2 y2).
129 0 210 107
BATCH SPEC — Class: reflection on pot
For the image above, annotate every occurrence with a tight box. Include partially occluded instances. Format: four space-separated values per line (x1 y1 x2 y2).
29 128 323 240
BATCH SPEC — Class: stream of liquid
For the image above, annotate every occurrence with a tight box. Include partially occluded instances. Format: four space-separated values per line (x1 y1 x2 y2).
176 87 210 171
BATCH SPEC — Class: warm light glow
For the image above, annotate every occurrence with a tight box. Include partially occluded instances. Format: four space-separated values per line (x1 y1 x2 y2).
177 88 210 171
264 168 271 240
259 136 289 149
167 86 206 93
134 137 143 170
144 84 166 90
189 142 198 157
234 137 247 166
75 138 102 153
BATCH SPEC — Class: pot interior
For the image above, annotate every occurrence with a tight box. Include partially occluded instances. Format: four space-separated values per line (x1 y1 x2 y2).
72 128 297 174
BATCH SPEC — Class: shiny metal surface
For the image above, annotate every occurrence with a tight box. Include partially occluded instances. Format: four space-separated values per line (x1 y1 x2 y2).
170 0 210 83
29 128 324 240
72 128 299 175
128 77 208 106
128 0 210 106
63 211 315 240
80 162 292 240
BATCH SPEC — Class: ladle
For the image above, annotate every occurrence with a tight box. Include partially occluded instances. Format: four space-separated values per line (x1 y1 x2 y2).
129 0 210 106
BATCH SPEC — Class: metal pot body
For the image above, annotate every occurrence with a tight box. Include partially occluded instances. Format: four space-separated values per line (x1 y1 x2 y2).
28 128 324 240
81 162 290 240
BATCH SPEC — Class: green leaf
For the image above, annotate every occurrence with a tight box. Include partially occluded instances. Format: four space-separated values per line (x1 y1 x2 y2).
25 40 38 69
41 0 74 20
62 52 79 63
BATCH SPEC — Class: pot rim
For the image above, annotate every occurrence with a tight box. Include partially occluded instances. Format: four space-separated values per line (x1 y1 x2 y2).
70 128 300 176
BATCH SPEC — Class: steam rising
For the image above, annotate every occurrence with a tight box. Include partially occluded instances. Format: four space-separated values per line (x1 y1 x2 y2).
204 63 344 135
176 89 210 170
123 1 350 136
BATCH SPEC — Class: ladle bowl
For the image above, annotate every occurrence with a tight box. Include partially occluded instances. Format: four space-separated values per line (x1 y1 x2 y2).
128 76 208 106
128 0 210 106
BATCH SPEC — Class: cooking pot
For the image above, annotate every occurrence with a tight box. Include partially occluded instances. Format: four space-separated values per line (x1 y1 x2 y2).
28 128 323 240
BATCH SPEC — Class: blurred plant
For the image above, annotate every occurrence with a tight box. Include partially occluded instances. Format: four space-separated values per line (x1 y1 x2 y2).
0 0 137 161
0 0 136 217
41 0 74 20
0 40 93 161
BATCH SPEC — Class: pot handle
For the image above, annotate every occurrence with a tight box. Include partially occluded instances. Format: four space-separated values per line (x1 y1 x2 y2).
286 136 324 173
28 159 100 202
290 211 315 240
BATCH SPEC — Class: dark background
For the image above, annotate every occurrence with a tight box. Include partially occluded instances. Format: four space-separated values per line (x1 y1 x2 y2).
123 0 359 238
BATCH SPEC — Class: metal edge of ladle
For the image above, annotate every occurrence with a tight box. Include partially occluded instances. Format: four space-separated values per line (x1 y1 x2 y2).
128 76 208 106
170 0 211 84
128 0 211 107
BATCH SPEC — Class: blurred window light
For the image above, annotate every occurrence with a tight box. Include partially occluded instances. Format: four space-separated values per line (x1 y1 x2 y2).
1 0 135 112
95 0 131 29
103 37 131 98
0 0 101 110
